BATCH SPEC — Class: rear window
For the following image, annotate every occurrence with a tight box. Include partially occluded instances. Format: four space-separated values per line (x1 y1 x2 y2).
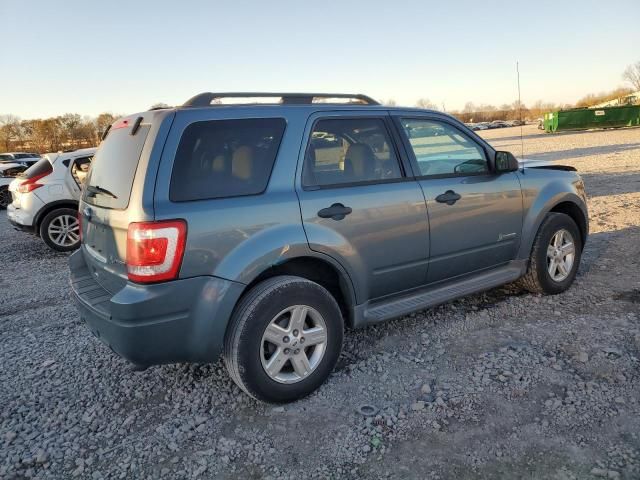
22 158 53 179
83 124 150 209
169 118 286 202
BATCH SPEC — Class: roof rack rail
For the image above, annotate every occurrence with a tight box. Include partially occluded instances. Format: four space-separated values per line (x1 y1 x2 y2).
182 92 380 107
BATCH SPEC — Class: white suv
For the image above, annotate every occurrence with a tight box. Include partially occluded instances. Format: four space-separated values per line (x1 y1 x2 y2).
7 148 96 252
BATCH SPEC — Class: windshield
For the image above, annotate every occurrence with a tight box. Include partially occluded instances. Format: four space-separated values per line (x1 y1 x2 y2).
83 124 150 209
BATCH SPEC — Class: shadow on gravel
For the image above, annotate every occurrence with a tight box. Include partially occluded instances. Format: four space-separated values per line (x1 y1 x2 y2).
579 226 639 275
482 126 640 145
0 235 69 263
580 170 640 197
613 289 640 303
524 143 640 162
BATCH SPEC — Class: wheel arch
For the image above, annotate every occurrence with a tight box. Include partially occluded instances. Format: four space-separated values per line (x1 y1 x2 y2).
548 201 588 247
518 185 588 260
34 200 79 232
239 255 357 327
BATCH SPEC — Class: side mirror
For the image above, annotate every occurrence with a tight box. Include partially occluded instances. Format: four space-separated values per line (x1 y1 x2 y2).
495 151 519 173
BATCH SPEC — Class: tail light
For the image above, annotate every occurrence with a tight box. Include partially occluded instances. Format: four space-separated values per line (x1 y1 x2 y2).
17 171 50 193
126 220 187 283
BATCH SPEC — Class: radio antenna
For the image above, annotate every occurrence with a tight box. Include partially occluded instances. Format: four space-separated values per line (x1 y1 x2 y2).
517 61 524 160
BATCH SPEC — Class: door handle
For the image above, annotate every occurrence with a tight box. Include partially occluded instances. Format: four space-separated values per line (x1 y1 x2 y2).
317 203 352 220
435 190 461 205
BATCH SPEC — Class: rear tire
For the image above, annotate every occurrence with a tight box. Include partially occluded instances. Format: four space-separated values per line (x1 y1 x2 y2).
223 275 344 403
39 208 81 252
0 186 10 210
519 213 582 294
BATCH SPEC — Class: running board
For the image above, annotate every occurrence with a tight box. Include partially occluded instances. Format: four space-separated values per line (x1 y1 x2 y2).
353 261 527 328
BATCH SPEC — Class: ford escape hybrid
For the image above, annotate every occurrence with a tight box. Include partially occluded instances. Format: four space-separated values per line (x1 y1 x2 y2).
70 93 588 403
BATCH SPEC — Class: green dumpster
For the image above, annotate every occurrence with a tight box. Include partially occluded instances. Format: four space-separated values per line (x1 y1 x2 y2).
544 105 640 132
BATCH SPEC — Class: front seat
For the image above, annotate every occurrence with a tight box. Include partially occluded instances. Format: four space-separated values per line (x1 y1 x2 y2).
344 143 376 182
232 146 254 182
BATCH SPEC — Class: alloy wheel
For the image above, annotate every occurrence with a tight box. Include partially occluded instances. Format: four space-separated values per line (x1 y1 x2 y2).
48 214 80 248
546 228 575 282
260 305 328 384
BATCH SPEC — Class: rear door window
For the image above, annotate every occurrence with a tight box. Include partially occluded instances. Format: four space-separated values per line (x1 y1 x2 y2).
302 118 403 188
83 124 150 209
71 156 93 185
169 118 286 202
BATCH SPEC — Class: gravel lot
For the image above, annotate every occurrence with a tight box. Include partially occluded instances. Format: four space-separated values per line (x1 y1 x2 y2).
1 125 639 479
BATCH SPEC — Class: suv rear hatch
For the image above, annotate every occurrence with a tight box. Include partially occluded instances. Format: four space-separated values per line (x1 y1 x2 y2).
80 114 159 294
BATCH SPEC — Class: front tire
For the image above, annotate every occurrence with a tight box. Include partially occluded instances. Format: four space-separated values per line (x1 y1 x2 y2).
39 208 81 252
519 212 582 294
223 276 344 403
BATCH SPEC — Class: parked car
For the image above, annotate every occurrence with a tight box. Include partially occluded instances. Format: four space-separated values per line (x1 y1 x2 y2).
7 148 96 251
0 152 41 163
0 158 41 209
489 120 509 129
69 93 588 403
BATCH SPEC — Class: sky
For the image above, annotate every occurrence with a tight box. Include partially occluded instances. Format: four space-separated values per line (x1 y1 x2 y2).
1 0 638 118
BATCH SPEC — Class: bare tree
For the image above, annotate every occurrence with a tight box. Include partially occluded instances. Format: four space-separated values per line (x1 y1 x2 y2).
415 98 438 110
0 115 22 152
623 62 640 92
94 113 117 143
384 98 397 107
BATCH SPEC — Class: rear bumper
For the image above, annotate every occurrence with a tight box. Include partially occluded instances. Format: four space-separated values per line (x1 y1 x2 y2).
7 192 42 228
69 250 244 366
8 216 36 234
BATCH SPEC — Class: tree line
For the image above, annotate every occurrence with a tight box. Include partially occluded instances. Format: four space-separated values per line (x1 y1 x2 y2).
385 86 636 124
0 113 117 154
386 62 640 124
2 62 638 154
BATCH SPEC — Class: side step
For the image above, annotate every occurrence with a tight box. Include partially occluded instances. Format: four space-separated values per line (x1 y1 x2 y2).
354 261 526 327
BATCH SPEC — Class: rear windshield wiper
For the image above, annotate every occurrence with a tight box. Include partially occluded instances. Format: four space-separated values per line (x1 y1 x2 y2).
86 185 118 199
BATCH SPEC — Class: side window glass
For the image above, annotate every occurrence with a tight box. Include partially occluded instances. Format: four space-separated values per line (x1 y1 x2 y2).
400 119 488 176
71 156 93 185
170 118 286 202
303 118 402 188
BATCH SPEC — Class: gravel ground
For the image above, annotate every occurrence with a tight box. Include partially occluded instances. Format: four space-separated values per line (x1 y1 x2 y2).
1 125 639 479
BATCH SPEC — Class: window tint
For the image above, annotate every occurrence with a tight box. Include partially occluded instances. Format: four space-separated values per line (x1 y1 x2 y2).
303 118 402 187
400 119 488 176
169 118 286 202
84 124 150 209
